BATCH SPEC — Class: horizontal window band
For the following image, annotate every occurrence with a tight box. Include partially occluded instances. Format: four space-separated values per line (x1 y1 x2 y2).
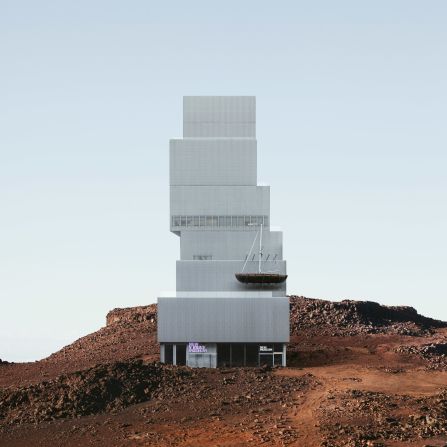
171 215 269 228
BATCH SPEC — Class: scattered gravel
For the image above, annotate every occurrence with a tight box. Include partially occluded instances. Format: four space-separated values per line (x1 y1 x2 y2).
320 388 447 446
395 343 447 370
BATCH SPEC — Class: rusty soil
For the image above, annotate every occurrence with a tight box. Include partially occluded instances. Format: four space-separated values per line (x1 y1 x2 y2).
1 297 447 447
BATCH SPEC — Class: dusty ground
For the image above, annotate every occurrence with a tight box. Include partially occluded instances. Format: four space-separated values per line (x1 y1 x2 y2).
1 297 447 447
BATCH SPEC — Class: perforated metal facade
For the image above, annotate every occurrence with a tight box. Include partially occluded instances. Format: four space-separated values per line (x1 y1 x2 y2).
157 96 289 368
158 297 289 342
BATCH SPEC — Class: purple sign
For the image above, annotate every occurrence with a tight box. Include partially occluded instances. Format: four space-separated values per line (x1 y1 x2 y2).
188 342 207 353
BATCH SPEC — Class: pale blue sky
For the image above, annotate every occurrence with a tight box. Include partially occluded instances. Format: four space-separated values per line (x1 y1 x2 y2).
1 1 446 362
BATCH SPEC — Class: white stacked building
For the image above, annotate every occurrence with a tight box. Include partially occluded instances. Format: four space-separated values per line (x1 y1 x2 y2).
158 96 289 368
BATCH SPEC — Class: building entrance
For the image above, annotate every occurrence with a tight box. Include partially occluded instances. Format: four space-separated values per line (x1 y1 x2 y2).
186 343 217 368
258 344 284 367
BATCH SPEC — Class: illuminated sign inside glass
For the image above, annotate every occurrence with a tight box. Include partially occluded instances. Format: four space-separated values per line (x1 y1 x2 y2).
188 342 207 353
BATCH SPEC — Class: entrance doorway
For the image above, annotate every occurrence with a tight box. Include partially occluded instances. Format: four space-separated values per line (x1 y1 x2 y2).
258 344 284 367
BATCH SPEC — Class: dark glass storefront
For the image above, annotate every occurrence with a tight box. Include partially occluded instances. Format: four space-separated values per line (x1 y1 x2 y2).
162 343 285 367
216 343 284 367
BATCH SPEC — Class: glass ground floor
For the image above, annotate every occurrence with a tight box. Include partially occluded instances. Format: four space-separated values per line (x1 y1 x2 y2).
160 343 286 368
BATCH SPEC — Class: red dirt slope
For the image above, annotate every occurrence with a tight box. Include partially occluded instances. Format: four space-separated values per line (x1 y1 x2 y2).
1 296 447 447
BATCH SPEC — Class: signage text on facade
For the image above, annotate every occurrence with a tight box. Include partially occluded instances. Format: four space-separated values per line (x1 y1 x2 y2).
188 342 208 353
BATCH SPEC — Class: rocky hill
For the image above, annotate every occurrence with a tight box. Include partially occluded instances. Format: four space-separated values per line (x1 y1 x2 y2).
2 297 446 389
290 296 447 336
106 304 157 327
1 296 447 447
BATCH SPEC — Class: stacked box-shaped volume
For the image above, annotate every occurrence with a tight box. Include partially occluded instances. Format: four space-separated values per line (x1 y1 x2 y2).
158 96 289 368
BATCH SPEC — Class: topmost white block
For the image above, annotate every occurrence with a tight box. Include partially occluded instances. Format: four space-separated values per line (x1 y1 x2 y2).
183 96 256 138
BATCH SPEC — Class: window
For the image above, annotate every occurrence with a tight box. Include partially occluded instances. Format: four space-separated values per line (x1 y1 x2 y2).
217 344 231 367
164 344 173 364
176 344 186 366
193 255 212 260
171 215 269 228
231 344 245 367
245 344 258 366
253 216 262 225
